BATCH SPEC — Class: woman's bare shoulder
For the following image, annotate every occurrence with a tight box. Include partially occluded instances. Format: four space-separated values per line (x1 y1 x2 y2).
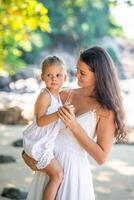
60 87 77 103
96 104 114 119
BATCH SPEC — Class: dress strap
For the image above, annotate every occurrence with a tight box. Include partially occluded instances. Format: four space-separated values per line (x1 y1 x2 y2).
64 89 73 105
45 87 51 95
45 87 62 106
45 88 57 99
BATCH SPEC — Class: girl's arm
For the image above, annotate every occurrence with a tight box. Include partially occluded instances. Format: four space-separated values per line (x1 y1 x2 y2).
35 90 75 127
58 107 115 165
34 90 58 127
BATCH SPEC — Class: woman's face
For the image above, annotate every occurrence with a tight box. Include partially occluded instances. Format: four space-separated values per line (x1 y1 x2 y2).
76 60 96 88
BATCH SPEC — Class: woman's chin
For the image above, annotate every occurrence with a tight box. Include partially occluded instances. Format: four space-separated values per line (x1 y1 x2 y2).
77 81 83 87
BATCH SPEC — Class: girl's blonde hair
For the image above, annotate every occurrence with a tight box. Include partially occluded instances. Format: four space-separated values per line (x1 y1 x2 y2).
41 56 65 73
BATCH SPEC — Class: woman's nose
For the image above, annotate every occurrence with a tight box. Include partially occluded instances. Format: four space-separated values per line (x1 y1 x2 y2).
75 71 80 78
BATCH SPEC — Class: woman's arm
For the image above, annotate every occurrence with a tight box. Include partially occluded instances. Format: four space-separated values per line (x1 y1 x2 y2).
58 107 115 165
22 151 39 171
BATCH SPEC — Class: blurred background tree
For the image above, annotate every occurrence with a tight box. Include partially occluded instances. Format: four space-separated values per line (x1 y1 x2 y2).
0 0 134 74
0 0 50 74
39 0 123 48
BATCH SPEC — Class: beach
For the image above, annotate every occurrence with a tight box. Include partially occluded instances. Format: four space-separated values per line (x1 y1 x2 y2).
0 124 134 200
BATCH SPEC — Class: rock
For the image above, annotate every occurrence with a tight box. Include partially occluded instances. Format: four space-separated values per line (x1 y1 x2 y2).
11 67 39 81
0 106 28 125
12 139 23 147
127 142 134 145
11 71 27 81
0 76 12 87
1 187 27 199
0 155 16 164
0 76 12 92
10 78 40 93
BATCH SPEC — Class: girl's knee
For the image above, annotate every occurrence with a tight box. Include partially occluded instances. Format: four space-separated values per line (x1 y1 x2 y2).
50 169 63 183
56 170 64 182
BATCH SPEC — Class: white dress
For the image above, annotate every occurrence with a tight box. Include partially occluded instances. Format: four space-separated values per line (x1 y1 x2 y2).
26 111 97 200
23 88 62 169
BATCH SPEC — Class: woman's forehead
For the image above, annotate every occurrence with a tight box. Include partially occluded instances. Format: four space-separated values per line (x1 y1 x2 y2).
76 60 91 71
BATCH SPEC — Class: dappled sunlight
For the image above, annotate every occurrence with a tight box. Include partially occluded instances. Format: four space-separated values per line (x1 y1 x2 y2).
0 125 24 146
5 175 33 185
25 177 33 184
90 163 97 170
0 139 10 146
94 166 134 199
107 160 134 176
92 145 134 199
95 186 111 194
0 125 7 131
0 126 134 200
7 183 16 187
0 161 33 190
95 171 113 182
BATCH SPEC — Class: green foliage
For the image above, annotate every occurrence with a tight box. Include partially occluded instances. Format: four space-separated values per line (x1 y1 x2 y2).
40 0 123 48
21 30 51 64
0 0 50 74
1 0 132 73
107 47 120 63
109 0 134 6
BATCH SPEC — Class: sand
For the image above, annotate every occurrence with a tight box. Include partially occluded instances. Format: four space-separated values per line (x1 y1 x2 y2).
0 124 134 200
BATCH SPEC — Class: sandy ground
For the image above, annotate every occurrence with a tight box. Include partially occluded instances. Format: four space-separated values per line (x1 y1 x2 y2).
0 124 134 200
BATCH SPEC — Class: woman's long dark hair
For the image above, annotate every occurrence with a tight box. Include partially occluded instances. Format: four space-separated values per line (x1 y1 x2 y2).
80 46 127 143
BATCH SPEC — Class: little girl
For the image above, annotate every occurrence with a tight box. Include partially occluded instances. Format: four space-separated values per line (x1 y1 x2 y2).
23 56 72 200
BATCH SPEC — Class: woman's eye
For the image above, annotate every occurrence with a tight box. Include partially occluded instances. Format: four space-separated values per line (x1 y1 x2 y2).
76 68 86 76
80 72 85 76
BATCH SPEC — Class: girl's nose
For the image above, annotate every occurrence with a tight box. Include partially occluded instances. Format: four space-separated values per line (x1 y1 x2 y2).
50 75 58 80
52 75 56 80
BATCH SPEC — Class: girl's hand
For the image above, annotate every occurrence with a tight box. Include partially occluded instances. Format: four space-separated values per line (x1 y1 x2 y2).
22 151 38 171
58 104 77 130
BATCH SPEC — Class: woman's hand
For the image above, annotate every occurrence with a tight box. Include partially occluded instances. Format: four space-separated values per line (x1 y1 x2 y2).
64 102 76 117
22 151 38 171
58 104 77 130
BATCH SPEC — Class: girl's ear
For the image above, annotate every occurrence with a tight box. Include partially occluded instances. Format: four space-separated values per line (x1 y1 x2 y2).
41 73 44 81
64 74 68 82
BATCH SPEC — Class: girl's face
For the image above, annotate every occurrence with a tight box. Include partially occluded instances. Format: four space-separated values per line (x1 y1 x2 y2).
76 60 96 88
41 65 66 92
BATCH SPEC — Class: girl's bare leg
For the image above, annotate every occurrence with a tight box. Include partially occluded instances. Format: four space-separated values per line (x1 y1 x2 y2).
42 158 63 200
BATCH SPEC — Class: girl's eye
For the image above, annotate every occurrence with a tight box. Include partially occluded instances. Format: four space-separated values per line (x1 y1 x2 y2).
47 74 52 77
46 73 63 78
56 74 62 78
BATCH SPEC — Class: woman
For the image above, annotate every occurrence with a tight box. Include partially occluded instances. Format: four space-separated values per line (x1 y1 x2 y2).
22 46 126 200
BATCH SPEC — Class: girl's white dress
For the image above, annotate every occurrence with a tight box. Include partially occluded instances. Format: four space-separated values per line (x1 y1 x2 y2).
23 88 62 169
26 111 96 200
